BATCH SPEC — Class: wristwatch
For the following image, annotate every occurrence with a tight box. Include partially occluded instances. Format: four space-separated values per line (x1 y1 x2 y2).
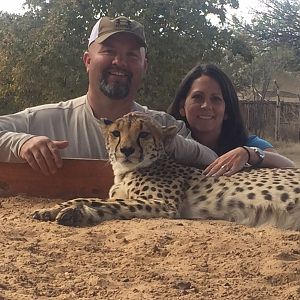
249 147 265 167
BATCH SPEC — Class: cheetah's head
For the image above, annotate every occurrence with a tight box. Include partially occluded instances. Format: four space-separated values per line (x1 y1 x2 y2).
99 112 177 175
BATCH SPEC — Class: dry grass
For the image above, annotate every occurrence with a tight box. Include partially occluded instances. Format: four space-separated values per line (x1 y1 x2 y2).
272 141 300 167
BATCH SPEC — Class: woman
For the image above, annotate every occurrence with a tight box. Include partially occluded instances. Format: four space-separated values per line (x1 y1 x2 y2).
167 64 295 176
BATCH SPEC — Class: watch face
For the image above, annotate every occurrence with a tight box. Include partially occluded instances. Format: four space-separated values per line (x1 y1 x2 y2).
255 147 265 159
249 147 265 166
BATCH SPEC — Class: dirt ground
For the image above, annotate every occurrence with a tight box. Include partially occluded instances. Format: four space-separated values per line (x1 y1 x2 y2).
1 196 300 300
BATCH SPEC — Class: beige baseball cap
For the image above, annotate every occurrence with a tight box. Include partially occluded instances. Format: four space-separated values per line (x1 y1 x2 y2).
88 16 147 48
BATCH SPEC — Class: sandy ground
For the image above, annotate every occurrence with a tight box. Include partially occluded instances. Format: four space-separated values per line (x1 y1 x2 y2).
1 196 300 300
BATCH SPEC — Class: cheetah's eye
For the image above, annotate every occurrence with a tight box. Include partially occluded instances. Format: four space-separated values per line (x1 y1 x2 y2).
111 130 120 137
138 131 150 139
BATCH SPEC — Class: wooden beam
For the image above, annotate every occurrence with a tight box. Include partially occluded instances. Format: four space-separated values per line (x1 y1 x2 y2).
0 159 113 199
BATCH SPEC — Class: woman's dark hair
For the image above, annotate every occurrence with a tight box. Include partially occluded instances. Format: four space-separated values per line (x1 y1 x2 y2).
167 64 248 155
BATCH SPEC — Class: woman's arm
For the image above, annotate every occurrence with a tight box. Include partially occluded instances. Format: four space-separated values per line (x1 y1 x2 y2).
249 147 295 168
203 146 295 177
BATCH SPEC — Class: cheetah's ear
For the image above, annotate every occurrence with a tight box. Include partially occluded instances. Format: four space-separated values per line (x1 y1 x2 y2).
162 125 177 142
98 118 113 134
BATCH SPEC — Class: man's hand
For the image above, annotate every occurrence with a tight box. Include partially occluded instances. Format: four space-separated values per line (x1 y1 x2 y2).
203 147 249 177
19 136 69 175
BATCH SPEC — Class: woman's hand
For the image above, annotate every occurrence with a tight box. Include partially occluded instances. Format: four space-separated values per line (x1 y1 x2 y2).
203 147 249 177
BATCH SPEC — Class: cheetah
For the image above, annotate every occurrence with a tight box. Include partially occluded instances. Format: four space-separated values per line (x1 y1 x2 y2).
32 113 300 230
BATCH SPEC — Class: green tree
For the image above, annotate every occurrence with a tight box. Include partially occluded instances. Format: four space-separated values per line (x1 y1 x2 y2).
219 0 300 94
0 0 238 113
245 0 300 70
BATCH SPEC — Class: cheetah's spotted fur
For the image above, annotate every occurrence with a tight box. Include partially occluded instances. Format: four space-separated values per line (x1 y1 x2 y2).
32 113 300 230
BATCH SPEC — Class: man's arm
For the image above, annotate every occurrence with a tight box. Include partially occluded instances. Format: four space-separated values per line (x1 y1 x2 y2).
0 111 34 162
166 134 217 167
0 110 68 175
150 112 218 166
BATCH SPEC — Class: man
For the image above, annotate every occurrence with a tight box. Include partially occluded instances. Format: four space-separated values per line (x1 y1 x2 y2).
0 16 217 175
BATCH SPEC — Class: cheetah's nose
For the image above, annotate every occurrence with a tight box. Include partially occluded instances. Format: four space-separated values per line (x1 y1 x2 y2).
120 147 135 157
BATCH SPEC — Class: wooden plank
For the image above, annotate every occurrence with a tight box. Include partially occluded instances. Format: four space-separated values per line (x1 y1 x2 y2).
0 159 114 199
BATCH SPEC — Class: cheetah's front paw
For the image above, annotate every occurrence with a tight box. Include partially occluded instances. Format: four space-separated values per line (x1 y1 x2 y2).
56 206 87 227
32 208 59 222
